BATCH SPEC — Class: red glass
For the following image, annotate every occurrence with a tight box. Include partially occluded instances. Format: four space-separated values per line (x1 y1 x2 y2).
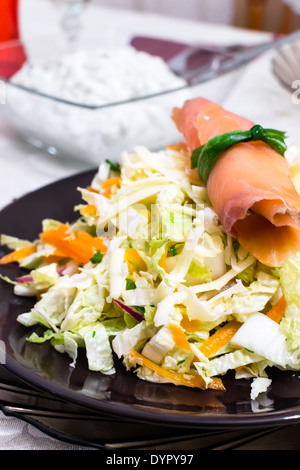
0 0 19 43
0 0 26 79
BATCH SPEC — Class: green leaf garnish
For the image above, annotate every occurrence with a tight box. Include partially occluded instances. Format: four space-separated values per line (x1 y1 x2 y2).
134 306 145 314
105 159 121 173
177 359 186 366
90 251 103 264
191 125 287 185
126 278 136 290
168 244 177 256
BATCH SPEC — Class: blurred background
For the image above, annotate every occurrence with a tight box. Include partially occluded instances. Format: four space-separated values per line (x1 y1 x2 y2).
1 0 300 170
92 0 300 33
2 0 300 45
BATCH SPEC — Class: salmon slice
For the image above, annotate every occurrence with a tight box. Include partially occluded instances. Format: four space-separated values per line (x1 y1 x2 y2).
172 97 252 150
172 98 300 267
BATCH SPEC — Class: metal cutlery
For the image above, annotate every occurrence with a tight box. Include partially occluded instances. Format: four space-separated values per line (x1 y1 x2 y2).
173 29 300 85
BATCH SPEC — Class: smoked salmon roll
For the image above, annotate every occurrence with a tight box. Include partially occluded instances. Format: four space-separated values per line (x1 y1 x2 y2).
172 97 300 267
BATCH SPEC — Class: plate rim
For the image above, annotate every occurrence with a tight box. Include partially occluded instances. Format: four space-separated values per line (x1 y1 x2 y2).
3 355 300 430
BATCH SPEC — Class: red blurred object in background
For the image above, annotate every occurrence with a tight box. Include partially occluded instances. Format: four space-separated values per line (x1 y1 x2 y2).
0 0 26 79
0 0 20 42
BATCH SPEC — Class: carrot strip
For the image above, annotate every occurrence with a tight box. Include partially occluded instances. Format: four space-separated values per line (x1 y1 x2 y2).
101 177 122 198
40 224 107 264
158 243 172 273
180 312 202 333
42 254 67 263
168 323 191 351
86 186 99 193
267 295 287 323
69 237 105 260
80 204 97 217
124 248 147 273
0 245 36 264
199 320 242 359
101 177 122 190
40 225 80 260
130 350 225 390
76 231 107 253
41 223 68 241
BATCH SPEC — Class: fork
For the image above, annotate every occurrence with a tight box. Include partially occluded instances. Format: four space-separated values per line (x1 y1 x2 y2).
173 29 300 85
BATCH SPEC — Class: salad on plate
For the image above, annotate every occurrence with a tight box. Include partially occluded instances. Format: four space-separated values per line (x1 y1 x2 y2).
2 97 300 400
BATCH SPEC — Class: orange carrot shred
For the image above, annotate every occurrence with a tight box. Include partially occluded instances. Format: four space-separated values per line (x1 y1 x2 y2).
0 245 36 264
80 204 97 217
42 254 67 263
130 350 225 390
267 295 287 323
158 243 172 273
199 320 242 359
180 312 202 333
101 177 121 190
124 248 147 273
86 186 99 193
168 323 191 351
100 177 122 198
40 224 107 264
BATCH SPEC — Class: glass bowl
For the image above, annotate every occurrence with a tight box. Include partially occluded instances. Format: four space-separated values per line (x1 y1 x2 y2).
0 38 234 166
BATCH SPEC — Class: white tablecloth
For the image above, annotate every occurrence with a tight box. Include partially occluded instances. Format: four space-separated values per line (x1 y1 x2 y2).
1 0 300 450
0 410 95 450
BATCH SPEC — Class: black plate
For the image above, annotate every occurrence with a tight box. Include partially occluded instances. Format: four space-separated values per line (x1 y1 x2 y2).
1 169 300 430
